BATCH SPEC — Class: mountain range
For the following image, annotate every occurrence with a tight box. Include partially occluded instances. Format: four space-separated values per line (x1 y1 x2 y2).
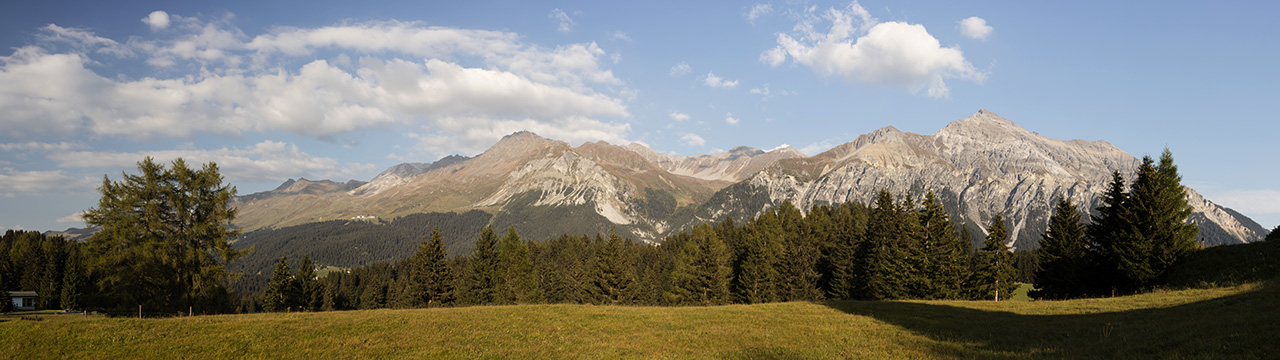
233 110 1266 252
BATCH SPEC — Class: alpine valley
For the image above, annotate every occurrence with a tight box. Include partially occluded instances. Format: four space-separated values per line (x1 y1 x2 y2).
229 110 1267 277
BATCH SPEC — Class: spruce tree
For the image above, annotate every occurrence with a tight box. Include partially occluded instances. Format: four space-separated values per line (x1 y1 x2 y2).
1087 171 1127 293
860 190 914 299
591 229 634 304
777 202 823 301
1113 150 1198 290
1267 226 1280 242
821 202 867 300
971 215 1017 300
495 226 536 304
463 225 499 305
919 190 969 299
262 256 296 312
295 255 319 311
61 244 85 310
1034 196 1093 299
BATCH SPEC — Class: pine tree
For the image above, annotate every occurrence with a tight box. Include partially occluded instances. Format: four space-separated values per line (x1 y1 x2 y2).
1034 196 1094 299
919 190 969 299
971 215 1017 300
1267 226 1280 242
262 256 297 312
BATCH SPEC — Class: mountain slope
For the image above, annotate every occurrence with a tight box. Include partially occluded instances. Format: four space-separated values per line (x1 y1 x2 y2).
233 110 1265 251
689 110 1264 249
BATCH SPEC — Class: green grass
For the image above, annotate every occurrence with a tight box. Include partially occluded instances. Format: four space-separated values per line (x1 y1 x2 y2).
3 280 1276 359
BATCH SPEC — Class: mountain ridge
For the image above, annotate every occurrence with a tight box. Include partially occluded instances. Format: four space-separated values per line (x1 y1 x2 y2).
232 110 1266 248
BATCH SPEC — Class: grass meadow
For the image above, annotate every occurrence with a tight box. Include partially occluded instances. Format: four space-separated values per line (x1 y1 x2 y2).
2 279 1276 359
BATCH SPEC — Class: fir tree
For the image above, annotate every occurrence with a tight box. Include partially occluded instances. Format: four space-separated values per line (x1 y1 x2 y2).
777 202 823 301
971 215 1017 300
1267 226 1280 242
820 202 867 300
1034 196 1094 299
667 224 730 305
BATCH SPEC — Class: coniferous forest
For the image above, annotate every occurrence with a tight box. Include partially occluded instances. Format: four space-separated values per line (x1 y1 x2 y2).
0 149 1225 315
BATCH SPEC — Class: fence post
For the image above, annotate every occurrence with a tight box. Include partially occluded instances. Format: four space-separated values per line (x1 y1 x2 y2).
138 304 142 319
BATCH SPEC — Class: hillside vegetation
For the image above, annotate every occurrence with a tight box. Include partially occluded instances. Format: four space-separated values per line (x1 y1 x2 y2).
1 280 1276 359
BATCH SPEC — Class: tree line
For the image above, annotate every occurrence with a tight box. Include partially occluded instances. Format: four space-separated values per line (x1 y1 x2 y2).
1 149 1228 314
249 187 1033 311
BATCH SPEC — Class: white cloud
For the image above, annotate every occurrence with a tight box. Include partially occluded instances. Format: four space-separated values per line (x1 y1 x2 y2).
681 134 706 147
669 112 690 121
703 71 739 89
958 17 993 40
669 61 691 77
746 4 773 23
56 212 84 224
47 141 375 184
1209 189 1280 214
609 31 631 42
0 16 633 154
0 169 94 197
748 84 791 100
0 141 86 152
143 11 171 31
549 9 576 34
725 112 739 125
762 2 984 98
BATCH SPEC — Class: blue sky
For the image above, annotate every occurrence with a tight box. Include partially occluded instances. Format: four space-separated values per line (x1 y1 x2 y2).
2 0 1277 231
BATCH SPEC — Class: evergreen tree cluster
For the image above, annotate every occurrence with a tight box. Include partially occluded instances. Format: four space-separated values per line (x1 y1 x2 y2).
1034 149 1200 299
0 230 87 311
259 188 1026 312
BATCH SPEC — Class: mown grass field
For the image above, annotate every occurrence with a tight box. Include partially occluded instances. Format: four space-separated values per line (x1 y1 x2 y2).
2 279 1276 359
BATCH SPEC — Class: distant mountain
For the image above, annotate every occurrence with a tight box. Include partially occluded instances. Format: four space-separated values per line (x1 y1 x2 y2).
232 110 1266 252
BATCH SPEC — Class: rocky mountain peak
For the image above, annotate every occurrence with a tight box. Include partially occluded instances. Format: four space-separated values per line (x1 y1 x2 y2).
485 131 567 157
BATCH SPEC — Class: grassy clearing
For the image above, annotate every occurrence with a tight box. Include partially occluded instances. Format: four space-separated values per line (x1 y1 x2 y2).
2 279 1276 359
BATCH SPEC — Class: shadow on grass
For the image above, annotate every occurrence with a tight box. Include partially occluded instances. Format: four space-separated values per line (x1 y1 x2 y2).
824 280 1280 359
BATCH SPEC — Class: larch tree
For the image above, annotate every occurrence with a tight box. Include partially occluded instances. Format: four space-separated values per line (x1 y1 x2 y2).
82 157 243 314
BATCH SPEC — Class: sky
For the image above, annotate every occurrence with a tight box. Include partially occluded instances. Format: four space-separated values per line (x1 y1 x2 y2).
1 0 1277 232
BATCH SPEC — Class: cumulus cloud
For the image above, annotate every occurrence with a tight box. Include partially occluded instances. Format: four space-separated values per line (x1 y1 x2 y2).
669 61 691 77
958 17 993 40
681 134 706 147
47 141 374 184
669 112 690 121
549 9 576 34
703 71 739 88
725 112 739 125
746 4 773 23
143 11 171 31
0 15 633 153
761 2 984 98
